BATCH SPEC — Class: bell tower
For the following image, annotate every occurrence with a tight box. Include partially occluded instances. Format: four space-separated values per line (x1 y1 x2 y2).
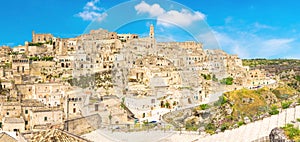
149 24 154 39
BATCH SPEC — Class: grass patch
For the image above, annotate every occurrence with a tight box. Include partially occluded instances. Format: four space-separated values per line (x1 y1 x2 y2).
224 88 267 118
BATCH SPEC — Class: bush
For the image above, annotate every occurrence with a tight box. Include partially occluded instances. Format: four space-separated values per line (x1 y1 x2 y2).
205 123 216 134
269 105 279 115
281 101 292 109
295 75 300 82
41 56 54 61
220 123 229 131
201 74 211 80
220 77 234 85
282 124 300 140
237 121 245 127
199 104 210 110
214 95 228 106
29 56 39 61
185 121 198 131
29 42 44 46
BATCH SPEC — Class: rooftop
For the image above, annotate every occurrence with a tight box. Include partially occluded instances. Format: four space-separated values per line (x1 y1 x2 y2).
0 132 17 142
25 129 91 142
3 117 25 123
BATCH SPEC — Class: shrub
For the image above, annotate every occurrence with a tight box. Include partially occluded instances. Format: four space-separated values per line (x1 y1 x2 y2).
41 56 54 61
201 74 211 80
237 121 245 127
220 123 229 131
281 101 292 109
199 104 210 110
29 42 44 46
185 121 198 131
282 124 300 140
205 123 216 134
29 56 39 61
214 95 228 106
220 77 234 85
295 75 300 82
269 105 279 115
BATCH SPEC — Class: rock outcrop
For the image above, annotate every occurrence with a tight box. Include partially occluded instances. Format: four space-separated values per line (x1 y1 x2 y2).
269 127 293 142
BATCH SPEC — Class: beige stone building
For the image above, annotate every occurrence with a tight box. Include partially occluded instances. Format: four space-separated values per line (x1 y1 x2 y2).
0 102 22 119
21 99 45 130
2 117 25 132
32 31 53 43
28 108 63 131
11 55 30 76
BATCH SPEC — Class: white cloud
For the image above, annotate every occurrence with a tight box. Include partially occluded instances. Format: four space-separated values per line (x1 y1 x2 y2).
77 0 106 22
211 28 295 59
213 31 250 58
77 11 107 21
157 9 205 27
135 1 165 17
258 38 294 57
134 1 205 27
253 22 274 30
84 0 101 11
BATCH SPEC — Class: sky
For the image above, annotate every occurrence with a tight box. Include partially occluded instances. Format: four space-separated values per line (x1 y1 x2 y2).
0 0 300 59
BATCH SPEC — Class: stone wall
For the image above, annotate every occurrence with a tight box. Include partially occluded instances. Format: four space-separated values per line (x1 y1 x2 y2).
64 114 102 135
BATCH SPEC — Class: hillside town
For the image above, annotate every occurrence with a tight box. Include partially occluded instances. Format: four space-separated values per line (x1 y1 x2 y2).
1 24 298 142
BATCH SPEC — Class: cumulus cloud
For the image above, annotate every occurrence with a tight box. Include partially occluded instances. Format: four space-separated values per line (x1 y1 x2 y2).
77 0 107 22
134 1 205 27
77 11 107 21
135 1 165 17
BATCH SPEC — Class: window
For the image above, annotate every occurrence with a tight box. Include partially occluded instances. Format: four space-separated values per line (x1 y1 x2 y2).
6 112 9 116
25 121 28 125
25 110 28 114
44 117 47 121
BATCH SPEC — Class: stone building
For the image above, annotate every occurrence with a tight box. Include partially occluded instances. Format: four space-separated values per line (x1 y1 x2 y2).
21 99 45 130
11 54 30 76
2 117 25 132
117 33 139 42
0 102 22 119
28 108 63 131
33 83 67 107
63 88 90 119
32 31 53 43
0 46 11 63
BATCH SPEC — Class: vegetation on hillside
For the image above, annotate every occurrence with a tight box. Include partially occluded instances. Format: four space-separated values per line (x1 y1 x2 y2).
242 59 300 67
29 56 54 61
282 124 300 141
28 42 44 46
167 85 300 134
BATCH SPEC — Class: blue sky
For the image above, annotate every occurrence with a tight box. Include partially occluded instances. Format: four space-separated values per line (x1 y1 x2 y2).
1 0 300 59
